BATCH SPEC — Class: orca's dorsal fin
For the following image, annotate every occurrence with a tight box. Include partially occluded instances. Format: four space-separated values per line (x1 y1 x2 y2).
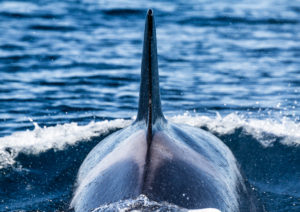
136 9 165 131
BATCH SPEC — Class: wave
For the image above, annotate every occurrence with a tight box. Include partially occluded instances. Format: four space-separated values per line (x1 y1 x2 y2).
170 112 300 147
0 113 299 211
0 118 131 169
0 113 299 169
92 194 220 212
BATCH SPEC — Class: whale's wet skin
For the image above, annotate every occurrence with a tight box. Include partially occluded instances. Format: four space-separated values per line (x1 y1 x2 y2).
70 10 264 212
71 122 251 212
0 0 300 212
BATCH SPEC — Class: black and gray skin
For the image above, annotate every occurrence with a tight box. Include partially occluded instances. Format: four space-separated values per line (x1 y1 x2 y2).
70 9 264 212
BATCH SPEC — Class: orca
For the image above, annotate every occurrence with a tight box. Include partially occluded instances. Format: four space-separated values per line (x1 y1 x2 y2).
70 9 264 212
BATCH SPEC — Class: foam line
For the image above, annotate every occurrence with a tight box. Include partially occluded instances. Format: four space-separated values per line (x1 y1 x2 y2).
170 112 300 146
0 119 131 168
0 112 299 169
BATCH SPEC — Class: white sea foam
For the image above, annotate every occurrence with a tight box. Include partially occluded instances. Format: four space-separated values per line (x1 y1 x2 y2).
0 119 131 169
91 194 221 212
170 112 300 147
0 112 299 169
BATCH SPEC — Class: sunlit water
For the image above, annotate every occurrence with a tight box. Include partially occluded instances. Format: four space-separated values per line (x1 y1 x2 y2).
0 0 299 211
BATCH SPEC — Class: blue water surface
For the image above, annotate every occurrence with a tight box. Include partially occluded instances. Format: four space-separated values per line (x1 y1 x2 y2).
0 0 299 211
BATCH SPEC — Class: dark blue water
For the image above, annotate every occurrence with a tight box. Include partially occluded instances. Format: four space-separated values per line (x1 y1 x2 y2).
0 0 299 211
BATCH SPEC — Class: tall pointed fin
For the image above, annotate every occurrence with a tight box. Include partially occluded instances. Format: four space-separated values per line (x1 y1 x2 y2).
136 9 164 129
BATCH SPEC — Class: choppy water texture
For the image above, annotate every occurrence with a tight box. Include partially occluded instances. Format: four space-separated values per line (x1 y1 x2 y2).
0 0 299 211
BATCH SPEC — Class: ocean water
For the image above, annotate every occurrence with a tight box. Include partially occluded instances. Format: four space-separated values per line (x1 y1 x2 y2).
0 0 299 211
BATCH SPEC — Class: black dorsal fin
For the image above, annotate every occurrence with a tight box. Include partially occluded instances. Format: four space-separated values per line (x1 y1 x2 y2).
136 9 165 132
